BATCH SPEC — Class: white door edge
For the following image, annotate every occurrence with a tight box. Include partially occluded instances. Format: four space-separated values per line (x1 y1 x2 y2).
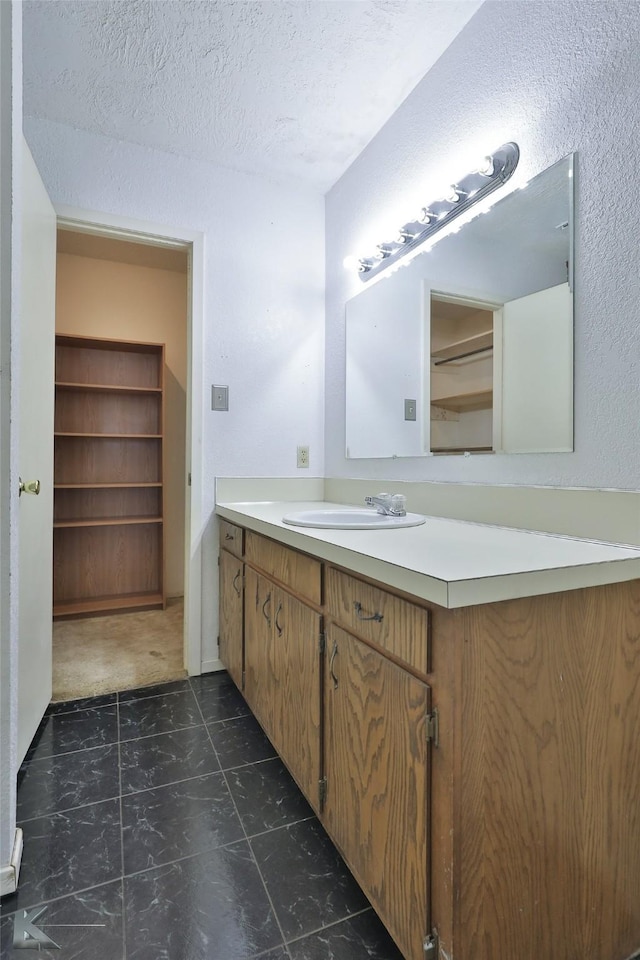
55 204 205 676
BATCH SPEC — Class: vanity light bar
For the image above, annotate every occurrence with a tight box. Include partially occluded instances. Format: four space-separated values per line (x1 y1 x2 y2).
353 142 520 282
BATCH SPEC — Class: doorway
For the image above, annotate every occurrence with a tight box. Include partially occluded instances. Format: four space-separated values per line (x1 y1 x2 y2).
51 210 204 696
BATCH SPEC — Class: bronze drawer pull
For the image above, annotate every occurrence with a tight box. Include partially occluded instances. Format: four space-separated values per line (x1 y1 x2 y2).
275 602 283 636
225 532 234 540
262 593 272 626
329 640 339 689
354 601 383 623
232 570 242 597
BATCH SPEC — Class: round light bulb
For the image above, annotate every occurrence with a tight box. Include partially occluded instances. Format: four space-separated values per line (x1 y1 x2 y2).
343 254 360 271
478 156 494 177
444 186 462 203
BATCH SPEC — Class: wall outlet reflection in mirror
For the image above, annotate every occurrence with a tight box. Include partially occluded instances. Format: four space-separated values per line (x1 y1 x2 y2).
344 153 574 459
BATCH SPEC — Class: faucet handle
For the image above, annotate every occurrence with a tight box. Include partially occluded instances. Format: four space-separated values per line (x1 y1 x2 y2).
391 494 407 515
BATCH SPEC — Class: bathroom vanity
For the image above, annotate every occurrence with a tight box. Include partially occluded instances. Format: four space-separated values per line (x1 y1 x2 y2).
216 500 640 960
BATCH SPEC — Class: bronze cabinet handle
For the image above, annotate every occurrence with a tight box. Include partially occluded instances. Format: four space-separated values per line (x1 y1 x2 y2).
225 532 234 540
354 601 383 623
329 640 339 689
275 602 283 636
262 593 272 626
232 570 241 597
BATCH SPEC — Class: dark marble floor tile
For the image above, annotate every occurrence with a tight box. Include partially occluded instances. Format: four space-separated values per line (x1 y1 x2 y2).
256 948 289 959
0 879 123 959
124 841 282 960
17 744 120 821
46 692 117 716
227 758 313 836
191 674 250 724
6 799 121 910
120 726 220 794
25 705 119 762
189 670 230 693
121 773 243 874
118 690 201 741
251 819 369 941
207 714 277 770
287 910 404 960
119 679 192 702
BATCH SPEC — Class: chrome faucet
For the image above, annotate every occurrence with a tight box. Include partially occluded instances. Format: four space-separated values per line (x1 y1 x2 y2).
364 493 407 517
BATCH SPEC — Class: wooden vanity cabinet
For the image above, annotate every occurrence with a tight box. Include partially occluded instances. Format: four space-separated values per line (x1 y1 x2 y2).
217 522 640 960
243 546 322 810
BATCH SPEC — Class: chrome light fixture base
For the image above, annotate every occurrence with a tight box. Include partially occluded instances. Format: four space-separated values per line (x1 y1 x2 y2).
355 142 520 282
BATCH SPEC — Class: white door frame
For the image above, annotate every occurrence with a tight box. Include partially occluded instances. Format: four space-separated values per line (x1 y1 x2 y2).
55 204 205 675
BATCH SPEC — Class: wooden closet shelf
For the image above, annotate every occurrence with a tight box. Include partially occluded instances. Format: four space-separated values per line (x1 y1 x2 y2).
431 329 493 364
56 381 163 395
431 389 492 412
53 592 165 619
54 482 162 489
432 446 493 454
54 516 163 529
54 432 163 439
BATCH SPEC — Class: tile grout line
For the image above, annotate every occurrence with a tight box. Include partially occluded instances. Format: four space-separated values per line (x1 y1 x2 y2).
26 705 251 766
283 906 374 948
116 697 128 960
20 732 276 820
0 878 123 921
190 675 291 956
3 828 300 921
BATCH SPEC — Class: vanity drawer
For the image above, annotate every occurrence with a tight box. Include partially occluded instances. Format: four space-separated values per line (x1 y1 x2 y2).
219 519 244 558
326 567 430 675
245 531 322 606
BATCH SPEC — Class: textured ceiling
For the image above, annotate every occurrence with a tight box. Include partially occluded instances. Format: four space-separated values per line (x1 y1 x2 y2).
23 0 482 192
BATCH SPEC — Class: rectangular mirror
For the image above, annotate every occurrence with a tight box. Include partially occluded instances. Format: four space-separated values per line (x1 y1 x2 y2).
345 153 574 458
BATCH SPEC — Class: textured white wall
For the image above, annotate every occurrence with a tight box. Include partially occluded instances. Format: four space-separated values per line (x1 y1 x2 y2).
24 117 325 660
326 0 640 489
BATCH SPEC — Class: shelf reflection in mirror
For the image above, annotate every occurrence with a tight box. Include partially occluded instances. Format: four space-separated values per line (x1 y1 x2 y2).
345 153 574 459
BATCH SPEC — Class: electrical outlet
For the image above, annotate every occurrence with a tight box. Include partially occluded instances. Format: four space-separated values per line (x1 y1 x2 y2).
297 445 310 469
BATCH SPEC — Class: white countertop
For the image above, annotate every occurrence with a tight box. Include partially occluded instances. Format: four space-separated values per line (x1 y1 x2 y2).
216 500 640 608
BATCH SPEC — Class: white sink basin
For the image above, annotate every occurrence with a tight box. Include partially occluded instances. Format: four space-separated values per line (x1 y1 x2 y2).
282 508 426 530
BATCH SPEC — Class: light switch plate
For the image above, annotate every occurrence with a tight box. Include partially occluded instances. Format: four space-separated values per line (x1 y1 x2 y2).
404 399 417 421
212 385 229 411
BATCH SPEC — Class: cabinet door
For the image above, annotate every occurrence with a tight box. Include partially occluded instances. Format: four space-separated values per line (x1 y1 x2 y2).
244 569 322 807
219 548 244 689
244 567 276 733
323 624 431 960
269 588 321 806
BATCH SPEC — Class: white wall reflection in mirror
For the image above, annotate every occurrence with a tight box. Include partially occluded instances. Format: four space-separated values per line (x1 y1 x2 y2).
345 153 574 459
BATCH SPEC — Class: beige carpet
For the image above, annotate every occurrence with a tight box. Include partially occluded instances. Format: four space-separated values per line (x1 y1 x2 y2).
52 598 187 701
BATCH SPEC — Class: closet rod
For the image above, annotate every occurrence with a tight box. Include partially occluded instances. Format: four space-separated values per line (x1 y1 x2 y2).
433 345 493 366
